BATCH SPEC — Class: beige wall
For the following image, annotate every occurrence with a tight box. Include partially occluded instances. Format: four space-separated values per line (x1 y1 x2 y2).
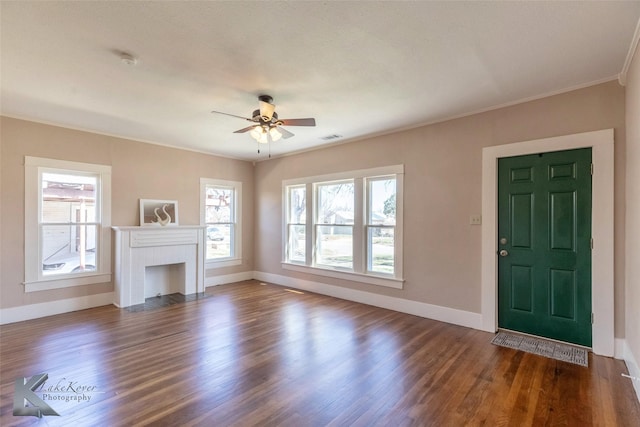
0 117 254 309
254 81 627 336
625 43 640 368
0 80 629 340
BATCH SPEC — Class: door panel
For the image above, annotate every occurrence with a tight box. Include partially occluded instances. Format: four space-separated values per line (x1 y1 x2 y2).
511 265 533 312
549 268 576 319
549 191 575 250
511 193 533 248
498 148 592 346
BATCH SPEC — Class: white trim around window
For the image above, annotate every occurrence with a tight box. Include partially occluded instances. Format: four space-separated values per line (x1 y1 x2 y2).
282 165 404 289
200 178 242 268
24 156 112 292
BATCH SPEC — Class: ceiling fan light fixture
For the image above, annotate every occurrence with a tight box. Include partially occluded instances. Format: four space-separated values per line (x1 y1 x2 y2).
250 126 262 140
250 125 270 144
249 125 281 144
269 126 282 142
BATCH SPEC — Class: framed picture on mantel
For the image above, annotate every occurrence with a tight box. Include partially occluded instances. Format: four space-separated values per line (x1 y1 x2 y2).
139 199 179 226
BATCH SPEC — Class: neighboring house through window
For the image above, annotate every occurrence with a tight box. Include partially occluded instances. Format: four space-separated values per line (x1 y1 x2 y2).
200 178 242 267
24 156 112 292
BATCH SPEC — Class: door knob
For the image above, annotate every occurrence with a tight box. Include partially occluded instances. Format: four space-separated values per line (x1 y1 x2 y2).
499 249 509 257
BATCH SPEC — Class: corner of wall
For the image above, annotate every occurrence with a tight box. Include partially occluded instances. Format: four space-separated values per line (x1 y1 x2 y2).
619 16 640 86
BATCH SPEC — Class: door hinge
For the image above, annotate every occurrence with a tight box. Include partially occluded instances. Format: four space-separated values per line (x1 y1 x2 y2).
590 238 594 250
591 163 594 175
591 313 594 324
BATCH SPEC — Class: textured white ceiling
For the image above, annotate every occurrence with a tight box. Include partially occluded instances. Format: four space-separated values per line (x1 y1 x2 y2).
2 2 639 160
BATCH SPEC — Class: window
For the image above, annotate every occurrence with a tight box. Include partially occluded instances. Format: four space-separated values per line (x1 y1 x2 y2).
200 178 242 267
283 165 404 288
315 180 355 269
366 177 397 275
24 157 112 292
286 185 306 263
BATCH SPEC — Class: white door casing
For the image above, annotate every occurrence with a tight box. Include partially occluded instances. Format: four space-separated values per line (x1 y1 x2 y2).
481 129 614 356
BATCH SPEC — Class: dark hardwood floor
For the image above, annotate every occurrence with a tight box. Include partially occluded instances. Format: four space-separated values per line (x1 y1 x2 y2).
1 280 639 426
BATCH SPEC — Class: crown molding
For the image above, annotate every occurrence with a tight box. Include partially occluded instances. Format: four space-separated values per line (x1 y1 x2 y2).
619 17 640 86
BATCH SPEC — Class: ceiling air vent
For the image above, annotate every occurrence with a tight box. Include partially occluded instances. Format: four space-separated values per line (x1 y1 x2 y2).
320 134 342 141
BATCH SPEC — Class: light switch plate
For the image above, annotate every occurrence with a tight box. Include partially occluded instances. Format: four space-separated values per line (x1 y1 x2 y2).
470 215 482 225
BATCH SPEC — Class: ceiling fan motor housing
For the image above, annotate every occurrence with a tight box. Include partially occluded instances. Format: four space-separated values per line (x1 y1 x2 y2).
252 109 278 123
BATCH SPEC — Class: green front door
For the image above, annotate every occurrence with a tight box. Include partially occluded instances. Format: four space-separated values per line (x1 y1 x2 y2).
498 148 592 347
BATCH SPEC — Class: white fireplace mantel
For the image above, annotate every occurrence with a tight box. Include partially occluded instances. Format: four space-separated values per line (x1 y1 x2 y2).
112 226 206 308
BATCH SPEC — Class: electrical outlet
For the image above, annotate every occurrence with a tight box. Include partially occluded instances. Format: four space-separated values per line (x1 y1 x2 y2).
470 215 482 225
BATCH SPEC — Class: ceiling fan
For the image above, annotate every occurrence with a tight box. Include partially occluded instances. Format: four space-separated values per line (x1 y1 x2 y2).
211 95 316 144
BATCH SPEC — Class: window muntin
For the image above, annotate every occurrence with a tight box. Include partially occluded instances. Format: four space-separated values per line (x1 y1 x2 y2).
283 166 403 287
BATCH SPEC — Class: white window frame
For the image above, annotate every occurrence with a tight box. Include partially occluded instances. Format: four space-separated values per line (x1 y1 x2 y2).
24 156 112 292
283 165 404 289
314 179 355 271
365 175 399 276
200 178 242 268
285 184 307 265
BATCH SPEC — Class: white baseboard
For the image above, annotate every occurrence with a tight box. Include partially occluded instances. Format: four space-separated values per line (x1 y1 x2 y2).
0 292 114 325
205 271 254 287
254 271 483 330
623 340 640 403
0 269 254 324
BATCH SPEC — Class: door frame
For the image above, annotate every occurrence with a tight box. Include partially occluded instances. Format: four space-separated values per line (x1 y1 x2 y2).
481 129 614 356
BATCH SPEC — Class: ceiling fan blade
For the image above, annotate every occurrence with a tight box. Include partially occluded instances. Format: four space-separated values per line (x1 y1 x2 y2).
278 118 316 127
259 101 276 121
233 125 258 134
211 110 254 122
278 127 295 139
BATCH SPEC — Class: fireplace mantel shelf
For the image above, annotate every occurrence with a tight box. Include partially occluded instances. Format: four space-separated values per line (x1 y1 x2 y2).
112 225 205 231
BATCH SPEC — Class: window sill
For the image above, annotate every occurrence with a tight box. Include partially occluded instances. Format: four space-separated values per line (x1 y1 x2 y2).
206 258 242 269
24 273 112 293
281 262 404 289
